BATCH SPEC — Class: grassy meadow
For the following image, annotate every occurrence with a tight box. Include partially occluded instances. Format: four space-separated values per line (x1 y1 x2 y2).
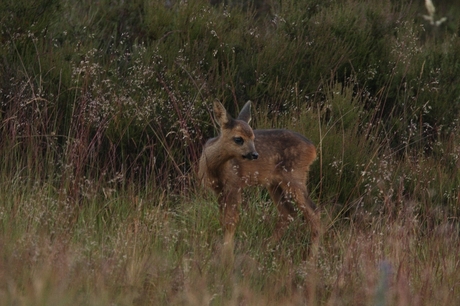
1 0 460 304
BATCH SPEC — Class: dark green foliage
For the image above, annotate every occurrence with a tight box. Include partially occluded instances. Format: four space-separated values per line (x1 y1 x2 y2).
0 0 459 213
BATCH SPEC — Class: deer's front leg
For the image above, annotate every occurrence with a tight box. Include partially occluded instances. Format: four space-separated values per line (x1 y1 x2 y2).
218 189 242 248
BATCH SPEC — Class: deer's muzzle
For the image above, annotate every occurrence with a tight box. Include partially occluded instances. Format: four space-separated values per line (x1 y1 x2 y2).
243 152 259 160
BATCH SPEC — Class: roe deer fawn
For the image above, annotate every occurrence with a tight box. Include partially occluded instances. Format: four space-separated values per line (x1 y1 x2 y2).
198 101 320 250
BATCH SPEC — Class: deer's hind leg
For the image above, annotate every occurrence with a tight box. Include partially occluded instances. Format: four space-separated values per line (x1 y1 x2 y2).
291 183 321 244
268 184 298 242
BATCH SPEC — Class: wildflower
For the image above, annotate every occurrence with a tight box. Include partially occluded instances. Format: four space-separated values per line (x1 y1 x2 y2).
425 0 435 17
422 0 447 26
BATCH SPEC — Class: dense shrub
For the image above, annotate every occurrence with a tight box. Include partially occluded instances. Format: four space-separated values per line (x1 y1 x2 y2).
1 0 459 210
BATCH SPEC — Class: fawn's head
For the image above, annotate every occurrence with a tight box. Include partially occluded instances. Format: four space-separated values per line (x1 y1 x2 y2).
213 100 259 160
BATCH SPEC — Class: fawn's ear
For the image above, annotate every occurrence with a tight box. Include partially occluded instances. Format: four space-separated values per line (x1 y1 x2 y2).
213 101 231 127
237 100 252 124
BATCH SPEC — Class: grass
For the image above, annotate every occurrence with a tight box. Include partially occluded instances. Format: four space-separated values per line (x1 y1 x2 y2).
1 176 459 305
1 0 460 304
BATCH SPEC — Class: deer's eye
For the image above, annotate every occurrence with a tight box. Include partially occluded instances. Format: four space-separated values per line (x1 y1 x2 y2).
233 137 244 145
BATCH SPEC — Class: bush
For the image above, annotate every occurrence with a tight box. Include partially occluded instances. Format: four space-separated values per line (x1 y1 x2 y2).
0 0 459 208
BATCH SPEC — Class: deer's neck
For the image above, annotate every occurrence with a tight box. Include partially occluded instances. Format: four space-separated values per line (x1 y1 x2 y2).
203 138 233 170
199 137 233 185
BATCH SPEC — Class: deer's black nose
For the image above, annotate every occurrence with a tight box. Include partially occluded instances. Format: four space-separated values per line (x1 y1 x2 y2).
243 152 259 160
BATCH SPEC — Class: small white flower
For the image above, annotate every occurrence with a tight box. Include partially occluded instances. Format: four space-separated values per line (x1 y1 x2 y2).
423 0 447 26
425 0 435 17
435 17 447 26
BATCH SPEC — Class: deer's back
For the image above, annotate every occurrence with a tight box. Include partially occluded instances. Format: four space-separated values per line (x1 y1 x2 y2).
231 129 316 186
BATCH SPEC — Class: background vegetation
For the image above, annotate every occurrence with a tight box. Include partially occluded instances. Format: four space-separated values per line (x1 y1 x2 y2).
1 0 459 304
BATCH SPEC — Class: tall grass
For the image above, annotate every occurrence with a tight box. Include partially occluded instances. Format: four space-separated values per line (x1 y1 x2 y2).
1 0 459 304
1 167 459 305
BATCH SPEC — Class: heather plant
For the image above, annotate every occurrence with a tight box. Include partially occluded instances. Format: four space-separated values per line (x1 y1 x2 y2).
2 0 460 192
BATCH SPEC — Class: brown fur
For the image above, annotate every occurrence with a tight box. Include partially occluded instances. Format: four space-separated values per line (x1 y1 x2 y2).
198 101 320 248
